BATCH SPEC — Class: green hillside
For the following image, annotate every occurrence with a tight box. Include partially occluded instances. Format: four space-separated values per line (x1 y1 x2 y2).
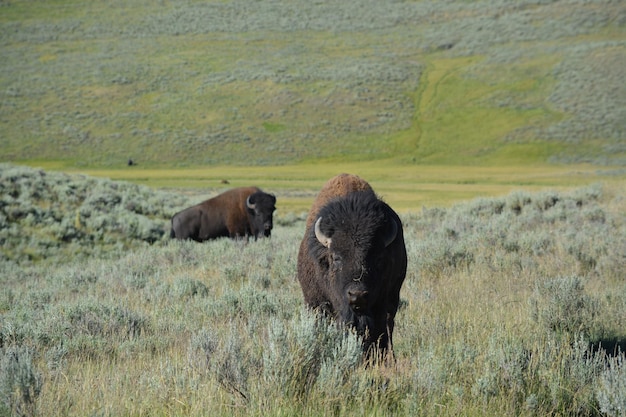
2 3 626 414
1 0 624 168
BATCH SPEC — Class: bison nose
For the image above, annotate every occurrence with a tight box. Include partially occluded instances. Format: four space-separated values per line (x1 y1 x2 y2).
348 290 369 313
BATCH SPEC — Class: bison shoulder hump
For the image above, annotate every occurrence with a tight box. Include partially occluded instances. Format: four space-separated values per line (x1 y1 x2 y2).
305 174 373 228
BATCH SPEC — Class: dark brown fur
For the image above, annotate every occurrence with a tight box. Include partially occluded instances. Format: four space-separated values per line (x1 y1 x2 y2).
297 174 407 353
170 187 276 241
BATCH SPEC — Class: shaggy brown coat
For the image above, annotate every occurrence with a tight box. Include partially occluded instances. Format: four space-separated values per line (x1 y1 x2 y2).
170 187 276 241
297 174 407 353
303 173 373 229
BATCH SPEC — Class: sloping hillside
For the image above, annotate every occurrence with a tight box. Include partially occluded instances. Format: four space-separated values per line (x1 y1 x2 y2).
1 0 624 167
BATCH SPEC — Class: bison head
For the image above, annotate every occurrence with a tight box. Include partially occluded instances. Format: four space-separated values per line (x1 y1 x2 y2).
246 192 277 238
308 191 402 349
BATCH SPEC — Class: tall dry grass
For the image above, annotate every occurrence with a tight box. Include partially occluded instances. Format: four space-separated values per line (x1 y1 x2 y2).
2 176 625 416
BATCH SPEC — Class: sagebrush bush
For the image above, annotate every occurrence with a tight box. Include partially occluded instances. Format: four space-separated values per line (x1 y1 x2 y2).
471 335 528 404
188 323 252 403
64 302 149 340
596 355 626 417
0 164 193 266
530 276 598 337
0 346 42 417
173 277 209 299
518 334 606 416
263 311 363 401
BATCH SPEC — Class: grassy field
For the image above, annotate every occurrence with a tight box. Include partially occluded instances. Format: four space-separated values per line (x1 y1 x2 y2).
3 0 624 213
1 0 626 415
48 162 626 213
1 164 625 416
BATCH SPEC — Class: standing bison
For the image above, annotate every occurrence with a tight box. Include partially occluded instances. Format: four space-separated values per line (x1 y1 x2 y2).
297 174 407 353
170 187 276 241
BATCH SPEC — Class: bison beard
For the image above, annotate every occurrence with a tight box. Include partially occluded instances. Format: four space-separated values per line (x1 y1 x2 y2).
297 181 407 355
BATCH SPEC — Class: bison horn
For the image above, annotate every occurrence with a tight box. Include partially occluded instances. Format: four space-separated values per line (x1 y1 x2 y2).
314 217 332 248
383 217 398 248
246 195 256 210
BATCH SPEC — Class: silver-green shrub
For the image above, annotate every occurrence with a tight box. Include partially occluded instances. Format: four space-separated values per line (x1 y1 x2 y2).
547 336 605 415
530 276 598 337
188 323 252 403
472 335 528 404
0 163 193 266
596 355 626 417
173 278 209 299
263 310 363 401
0 346 42 417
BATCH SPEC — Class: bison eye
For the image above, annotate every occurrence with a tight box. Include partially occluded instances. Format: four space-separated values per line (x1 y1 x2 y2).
331 253 343 268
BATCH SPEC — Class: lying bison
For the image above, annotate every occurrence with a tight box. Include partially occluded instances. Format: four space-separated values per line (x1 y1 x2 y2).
170 187 276 241
297 174 407 353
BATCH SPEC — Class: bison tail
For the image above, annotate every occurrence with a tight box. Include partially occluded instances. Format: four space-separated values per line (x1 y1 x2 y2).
170 228 176 239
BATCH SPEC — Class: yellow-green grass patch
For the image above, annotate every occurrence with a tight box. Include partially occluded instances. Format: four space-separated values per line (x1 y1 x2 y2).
28 161 626 214
400 54 567 166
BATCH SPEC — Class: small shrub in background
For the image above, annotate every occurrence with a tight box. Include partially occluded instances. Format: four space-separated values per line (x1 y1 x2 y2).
471 335 528 406
222 285 281 319
188 323 252 404
274 211 307 227
522 335 605 416
506 191 532 216
0 346 42 417
596 355 626 417
530 276 598 337
173 277 209 299
64 302 149 341
411 237 475 280
263 310 363 402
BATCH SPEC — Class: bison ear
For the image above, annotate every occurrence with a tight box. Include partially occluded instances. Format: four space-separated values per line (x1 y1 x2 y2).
383 216 398 248
314 217 332 248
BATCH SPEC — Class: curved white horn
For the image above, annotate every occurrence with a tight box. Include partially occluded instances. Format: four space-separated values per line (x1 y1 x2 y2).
246 195 256 210
383 217 398 248
314 217 332 248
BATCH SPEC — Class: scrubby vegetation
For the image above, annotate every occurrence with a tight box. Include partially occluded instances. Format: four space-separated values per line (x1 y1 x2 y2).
1 0 625 413
0 163 193 266
1 0 624 167
1 165 624 416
